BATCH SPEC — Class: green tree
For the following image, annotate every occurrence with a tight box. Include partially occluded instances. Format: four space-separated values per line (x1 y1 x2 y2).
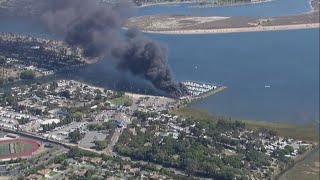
69 128 82 143
223 155 243 169
284 145 294 154
0 56 6 65
4 92 16 106
60 90 71 99
73 111 83 122
20 70 35 79
8 76 15 82
94 140 108 150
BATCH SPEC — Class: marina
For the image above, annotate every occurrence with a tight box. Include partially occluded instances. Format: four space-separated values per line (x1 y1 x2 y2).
181 80 218 97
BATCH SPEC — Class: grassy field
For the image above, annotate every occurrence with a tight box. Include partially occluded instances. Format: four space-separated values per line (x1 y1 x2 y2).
0 141 33 156
49 170 58 177
172 107 319 142
0 142 10 156
110 96 133 106
15 142 33 154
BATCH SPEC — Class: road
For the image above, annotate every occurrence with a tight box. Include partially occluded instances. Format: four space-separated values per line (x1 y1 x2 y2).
106 127 122 155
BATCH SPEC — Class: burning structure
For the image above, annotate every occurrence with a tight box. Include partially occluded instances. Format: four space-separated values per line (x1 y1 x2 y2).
39 0 188 98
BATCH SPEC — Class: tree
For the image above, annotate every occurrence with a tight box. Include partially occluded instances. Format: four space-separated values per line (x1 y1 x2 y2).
8 76 15 82
73 111 83 122
4 92 16 106
223 155 243 169
94 140 108 150
74 87 81 101
69 128 82 143
0 56 6 65
35 90 46 98
284 145 294 154
31 84 38 91
49 82 58 91
298 146 307 155
94 89 102 94
20 70 35 79
85 169 96 178
94 94 102 100
185 158 198 175
246 150 271 166
60 90 71 99
123 100 133 107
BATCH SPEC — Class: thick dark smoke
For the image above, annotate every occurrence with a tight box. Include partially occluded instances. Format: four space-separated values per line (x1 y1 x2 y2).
40 0 188 98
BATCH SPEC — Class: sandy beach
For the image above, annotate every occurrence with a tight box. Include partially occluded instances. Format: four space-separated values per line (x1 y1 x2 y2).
141 23 320 35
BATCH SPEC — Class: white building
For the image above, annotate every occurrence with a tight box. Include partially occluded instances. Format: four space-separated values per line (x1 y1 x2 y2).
40 118 60 125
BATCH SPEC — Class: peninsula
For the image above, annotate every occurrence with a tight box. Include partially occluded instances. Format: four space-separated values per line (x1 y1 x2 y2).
125 0 320 34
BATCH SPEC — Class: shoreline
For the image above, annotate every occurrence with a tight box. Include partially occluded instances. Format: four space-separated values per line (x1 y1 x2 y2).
141 23 320 35
137 1 193 8
137 0 271 8
190 0 273 9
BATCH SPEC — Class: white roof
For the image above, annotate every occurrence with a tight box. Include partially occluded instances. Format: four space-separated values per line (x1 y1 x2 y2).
91 105 98 109
40 118 60 125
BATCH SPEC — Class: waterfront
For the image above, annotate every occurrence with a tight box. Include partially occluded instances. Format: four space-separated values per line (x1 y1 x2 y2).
149 29 319 123
0 0 318 123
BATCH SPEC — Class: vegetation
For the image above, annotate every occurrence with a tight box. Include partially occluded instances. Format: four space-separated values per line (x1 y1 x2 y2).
0 92 17 106
115 119 249 179
172 107 319 142
72 111 83 122
297 145 308 155
48 154 68 164
87 121 117 131
17 117 30 125
20 70 35 79
278 147 319 180
49 170 58 176
246 149 271 166
59 90 71 99
133 110 158 121
68 128 83 143
94 140 108 150
110 95 132 107
0 141 33 155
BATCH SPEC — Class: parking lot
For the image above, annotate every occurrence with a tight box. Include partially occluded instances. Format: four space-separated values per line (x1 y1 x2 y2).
46 121 86 141
79 131 108 148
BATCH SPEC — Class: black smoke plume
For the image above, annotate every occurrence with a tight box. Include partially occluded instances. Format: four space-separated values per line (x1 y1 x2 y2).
40 0 188 98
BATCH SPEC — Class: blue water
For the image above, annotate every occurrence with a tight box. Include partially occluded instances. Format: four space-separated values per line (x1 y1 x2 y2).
0 0 318 123
0 17 59 39
137 0 311 17
147 29 319 123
